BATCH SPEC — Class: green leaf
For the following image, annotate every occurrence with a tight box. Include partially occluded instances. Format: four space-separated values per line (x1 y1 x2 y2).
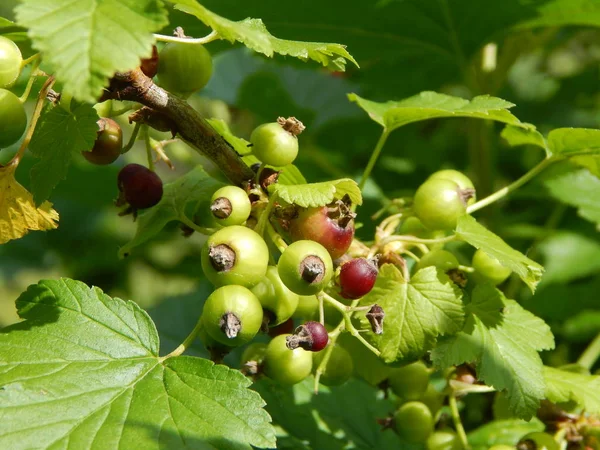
456 215 544 292
544 168 600 229
359 264 464 364
348 91 530 133
467 419 544 450
119 166 224 257
170 0 357 71
544 366 600 414
269 178 362 208
0 278 275 449
538 232 600 285
547 128 600 157
501 125 548 154
16 0 168 103
518 0 600 28
28 103 99 205
253 376 403 450
431 284 554 419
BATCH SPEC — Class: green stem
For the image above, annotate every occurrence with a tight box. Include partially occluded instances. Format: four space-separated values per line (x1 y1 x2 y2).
18 61 41 103
313 322 344 393
379 234 456 247
143 126 155 171
154 30 218 45
577 332 600 370
266 222 288 253
448 392 470 450
179 214 215 235
20 53 40 68
159 317 203 362
255 194 277 237
121 122 142 154
359 129 390 191
467 157 557 214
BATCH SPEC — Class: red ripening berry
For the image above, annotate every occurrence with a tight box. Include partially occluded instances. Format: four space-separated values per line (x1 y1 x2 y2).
286 321 329 352
117 164 163 210
339 258 378 299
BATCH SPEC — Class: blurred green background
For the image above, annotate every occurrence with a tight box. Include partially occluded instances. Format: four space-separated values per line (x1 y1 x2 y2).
1 0 599 372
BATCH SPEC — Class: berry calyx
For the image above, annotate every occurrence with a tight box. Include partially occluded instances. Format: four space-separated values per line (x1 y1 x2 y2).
471 249 512 285
0 36 22 88
83 118 122 165
250 117 304 167
289 199 356 260
240 342 268 376
0 89 27 148
157 42 213 96
116 164 163 212
140 45 159 78
201 285 263 347
313 344 353 386
339 257 378 299
428 169 476 206
201 225 269 288
263 334 313 385
413 178 474 230
286 321 329 352
277 240 334 295
209 185 252 227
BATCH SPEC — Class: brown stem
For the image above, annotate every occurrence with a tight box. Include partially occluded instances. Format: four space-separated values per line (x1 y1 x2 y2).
100 68 254 185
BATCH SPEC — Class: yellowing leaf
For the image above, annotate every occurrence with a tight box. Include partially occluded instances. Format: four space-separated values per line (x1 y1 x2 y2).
0 164 58 244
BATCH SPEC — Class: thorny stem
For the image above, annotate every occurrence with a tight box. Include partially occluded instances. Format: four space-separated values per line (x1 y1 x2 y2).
154 30 218 45
9 75 55 167
359 129 390 191
448 391 470 450
577 332 600 370
159 316 204 362
467 157 557 214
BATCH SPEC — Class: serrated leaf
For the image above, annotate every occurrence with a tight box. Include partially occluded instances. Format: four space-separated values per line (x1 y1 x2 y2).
119 166 224 257
538 232 600 285
171 0 357 71
0 278 275 449
269 178 362 208
348 91 530 133
547 128 600 157
456 215 544 292
29 103 99 205
16 0 168 102
544 366 600 413
359 264 464 364
544 168 600 229
467 419 544 450
0 164 58 244
518 0 600 28
501 125 548 154
431 284 554 419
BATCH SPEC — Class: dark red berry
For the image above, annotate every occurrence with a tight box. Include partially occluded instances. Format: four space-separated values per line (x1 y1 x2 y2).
339 258 378 299
288 199 355 260
268 318 295 337
286 321 329 352
140 45 159 78
117 164 163 210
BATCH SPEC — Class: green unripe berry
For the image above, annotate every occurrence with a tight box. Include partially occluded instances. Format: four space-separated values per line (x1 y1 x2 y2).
263 334 313 385
388 361 430 401
426 430 461 450
413 178 472 230
471 249 511 285
157 43 213 96
415 249 459 273
0 36 22 88
429 169 476 206
201 225 269 288
393 401 434 443
210 185 252 227
252 266 300 326
250 119 301 167
201 285 263 347
517 432 559 450
0 89 27 148
277 240 334 295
